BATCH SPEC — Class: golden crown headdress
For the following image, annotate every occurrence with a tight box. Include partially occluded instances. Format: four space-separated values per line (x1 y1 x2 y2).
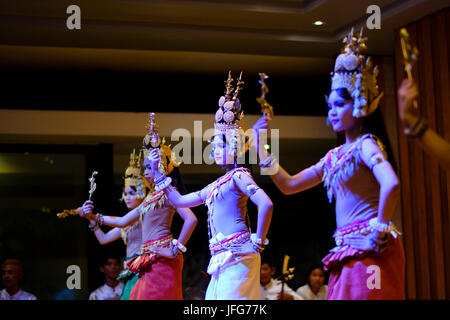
214 71 249 156
331 27 384 118
142 112 180 176
122 149 146 200
215 71 245 133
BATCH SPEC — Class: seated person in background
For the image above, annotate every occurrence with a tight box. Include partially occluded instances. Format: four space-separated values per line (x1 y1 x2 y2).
260 258 302 300
0 259 37 300
296 264 328 300
89 255 123 300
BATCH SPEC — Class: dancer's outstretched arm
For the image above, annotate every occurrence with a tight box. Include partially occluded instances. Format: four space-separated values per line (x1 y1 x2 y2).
150 149 204 208
75 205 122 244
81 200 142 228
160 183 204 208
253 116 323 195
232 172 273 242
89 223 122 244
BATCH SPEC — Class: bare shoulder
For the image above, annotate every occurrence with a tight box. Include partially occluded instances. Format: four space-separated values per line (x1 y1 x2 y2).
360 134 386 158
232 169 255 185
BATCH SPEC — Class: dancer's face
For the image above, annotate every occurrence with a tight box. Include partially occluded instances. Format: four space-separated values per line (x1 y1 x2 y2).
123 186 142 210
143 158 155 183
309 268 325 291
100 258 120 280
212 135 235 166
327 90 357 132
260 262 275 286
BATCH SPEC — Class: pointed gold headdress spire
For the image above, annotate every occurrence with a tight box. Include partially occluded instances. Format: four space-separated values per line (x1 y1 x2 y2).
256 73 274 120
213 71 249 157
331 27 383 118
123 148 146 200
215 71 245 133
142 112 180 176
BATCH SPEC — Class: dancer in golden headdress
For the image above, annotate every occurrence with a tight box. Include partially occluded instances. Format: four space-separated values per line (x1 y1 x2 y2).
253 28 405 299
82 113 197 300
148 72 273 300
91 150 145 300
62 151 145 299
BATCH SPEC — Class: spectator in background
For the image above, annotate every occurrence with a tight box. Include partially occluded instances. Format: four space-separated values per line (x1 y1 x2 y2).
0 259 37 300
89 256 123 300
260 258 302 300
297 264 328 300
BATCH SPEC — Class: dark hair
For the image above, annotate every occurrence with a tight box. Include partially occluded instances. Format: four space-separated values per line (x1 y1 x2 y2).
235 150 254 174
98 254 120 267
168 166 188 195
2 259 23 272
329 87 397 171
261 255 276 269
305 264 326 287
331 87 352 101
123 185 137 192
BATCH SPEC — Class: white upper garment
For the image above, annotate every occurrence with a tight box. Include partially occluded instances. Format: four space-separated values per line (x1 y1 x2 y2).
0 288 37 300
88 282 124 300
296 284 328 300
260 278 303 300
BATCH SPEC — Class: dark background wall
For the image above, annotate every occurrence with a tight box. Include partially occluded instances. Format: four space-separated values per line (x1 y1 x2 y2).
0 67 330 116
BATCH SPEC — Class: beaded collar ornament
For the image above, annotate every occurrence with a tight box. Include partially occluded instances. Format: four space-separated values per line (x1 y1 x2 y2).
142 112 180 176
214 71 250 157
331 27 384 118
322 134 387 203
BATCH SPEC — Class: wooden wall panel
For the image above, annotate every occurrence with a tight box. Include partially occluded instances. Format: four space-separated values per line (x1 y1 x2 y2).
395 8 449 300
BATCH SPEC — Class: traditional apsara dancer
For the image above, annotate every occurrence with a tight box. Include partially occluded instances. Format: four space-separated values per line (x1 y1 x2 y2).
148 72 273 300
82 113 197 300
80 150 146 300
253 29 405 300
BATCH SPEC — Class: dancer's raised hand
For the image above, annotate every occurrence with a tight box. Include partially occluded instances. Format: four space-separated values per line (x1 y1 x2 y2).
81 200 95 220
149 148 161 172
252 115 271 149
397 79 419 128
252 115 271 134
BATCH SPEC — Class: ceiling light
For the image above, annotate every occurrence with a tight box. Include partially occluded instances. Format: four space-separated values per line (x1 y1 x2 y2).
314 21 324 26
